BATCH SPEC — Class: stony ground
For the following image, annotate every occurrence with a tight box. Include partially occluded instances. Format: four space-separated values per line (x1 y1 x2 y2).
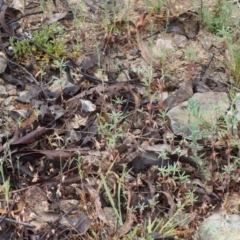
0 0 240 239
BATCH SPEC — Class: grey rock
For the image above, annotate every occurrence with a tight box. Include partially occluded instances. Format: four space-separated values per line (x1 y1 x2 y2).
0 52 7 74
103 207 119 233
0 78 5 85
167 92 230 136
49 75 74 92
127 48 140 60
5 84 15 91
155 38 175 51
129 48 139 56
173 35 188 48
197 211 240 240
0 85 8 98
80 99 96 112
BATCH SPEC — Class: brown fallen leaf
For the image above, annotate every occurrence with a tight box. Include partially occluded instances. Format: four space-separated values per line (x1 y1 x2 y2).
86 185 110 225
0 192 26 214
66 212 91 233
46 12 68 24
136 29 161 69
37 150 72 161
160 191 176 217
117 211 135 237
11 127 53 145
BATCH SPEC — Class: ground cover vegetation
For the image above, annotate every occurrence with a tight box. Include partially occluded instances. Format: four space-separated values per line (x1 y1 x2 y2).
0 0 240 239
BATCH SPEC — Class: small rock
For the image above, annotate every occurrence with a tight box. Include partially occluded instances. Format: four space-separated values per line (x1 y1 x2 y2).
8 88 18 96
173 35 188 48
80 99 96 112
49 75 74 92
197 211 240 240
0 52 7 74
199 33 213 50
0 85 7 98
0 78 5 85
129 48 139 56
132 129 142 135
155 38 175 51
103 207 118 233
167 92 230 137
5 84 15 91
4 96 15 106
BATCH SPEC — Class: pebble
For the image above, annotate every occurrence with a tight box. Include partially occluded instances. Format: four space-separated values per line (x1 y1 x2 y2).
0 78 4 85
173 35 188 48
5 84 15 91
0 85 8 98
129 48 139 56
0 52 7 74
155 38 175 50
8 88 18 96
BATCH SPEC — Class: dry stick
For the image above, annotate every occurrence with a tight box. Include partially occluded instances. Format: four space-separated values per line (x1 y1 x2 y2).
7 11 43 25
4 217 36 228
3 57 40 86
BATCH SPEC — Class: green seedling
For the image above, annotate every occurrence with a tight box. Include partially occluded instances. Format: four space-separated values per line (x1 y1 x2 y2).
97 111 125 150
100 172 124 226
196 0 234 35
76 153 83 181
226 44 240 87
144 0 166 13
10 23 65 58
0 159 10 206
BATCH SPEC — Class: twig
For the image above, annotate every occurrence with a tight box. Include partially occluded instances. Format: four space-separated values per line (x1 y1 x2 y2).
3 57 40 86
199 54 214 80
4 217 36 228
142 30 160 40
7 11 43 25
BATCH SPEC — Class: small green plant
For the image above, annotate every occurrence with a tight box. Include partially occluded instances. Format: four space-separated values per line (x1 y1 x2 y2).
155 162 190 185
227 45 240 87
196 0 234 35
53 59 68 74
112 96 126 105
127 198 193 239
0 159 10 206
97 111 125 150
184 47 196 62
144 0 166 13
10 23 65 58
135 66 154 87
100 165 128 226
